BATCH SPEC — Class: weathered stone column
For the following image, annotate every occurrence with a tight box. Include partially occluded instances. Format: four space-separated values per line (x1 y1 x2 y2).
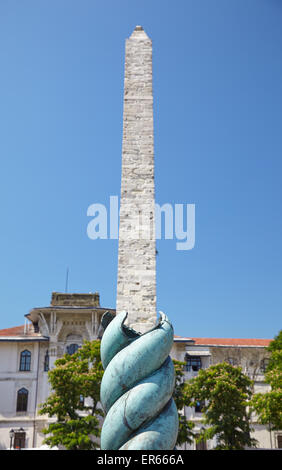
116 26 156 333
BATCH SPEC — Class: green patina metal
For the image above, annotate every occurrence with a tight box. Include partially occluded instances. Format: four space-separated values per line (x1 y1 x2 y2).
100 311 179 450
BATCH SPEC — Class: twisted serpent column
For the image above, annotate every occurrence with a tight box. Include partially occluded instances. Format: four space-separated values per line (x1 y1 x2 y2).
100 311 179 450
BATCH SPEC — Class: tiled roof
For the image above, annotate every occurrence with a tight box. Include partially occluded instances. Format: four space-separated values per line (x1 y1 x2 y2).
192 337 272 346
0 325 43 338
0 325 272 347
174 335 272 347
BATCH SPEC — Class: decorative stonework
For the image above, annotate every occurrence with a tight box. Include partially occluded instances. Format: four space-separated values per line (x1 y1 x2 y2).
116 26 157 333
51 292 100 307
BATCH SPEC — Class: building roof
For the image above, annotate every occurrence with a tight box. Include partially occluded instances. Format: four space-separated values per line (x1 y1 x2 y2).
0 325 272 347
0 325 35 336
174 335 272 347
0 324 48 341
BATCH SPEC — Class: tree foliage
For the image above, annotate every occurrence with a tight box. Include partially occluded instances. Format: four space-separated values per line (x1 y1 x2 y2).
185 362 257 450
39 340 104 450
252 330 282 432
39 336 281 451
172 359 194 446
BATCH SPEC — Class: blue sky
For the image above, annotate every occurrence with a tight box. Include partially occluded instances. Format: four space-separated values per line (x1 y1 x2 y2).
0 0 281 339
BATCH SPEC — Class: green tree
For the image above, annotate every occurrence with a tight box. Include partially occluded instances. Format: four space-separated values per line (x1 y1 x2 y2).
172 359 194 447
268 330 282 352
39 340 104 450
252 330 282 434
185 362 257 450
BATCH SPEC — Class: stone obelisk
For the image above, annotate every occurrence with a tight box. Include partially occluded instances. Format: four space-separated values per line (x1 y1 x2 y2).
116 26 156 333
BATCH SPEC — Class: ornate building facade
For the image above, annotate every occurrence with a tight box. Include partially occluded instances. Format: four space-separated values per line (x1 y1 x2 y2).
0 291 280 450
0 292 114 449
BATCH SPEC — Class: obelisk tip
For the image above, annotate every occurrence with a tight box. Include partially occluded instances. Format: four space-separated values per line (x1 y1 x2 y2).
129 25 150 40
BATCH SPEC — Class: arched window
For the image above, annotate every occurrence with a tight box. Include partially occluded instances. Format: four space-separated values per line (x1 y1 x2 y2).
16 388 28 412
44 350 49 372
65 334 82 355
19 350 31 371
66 343 79 355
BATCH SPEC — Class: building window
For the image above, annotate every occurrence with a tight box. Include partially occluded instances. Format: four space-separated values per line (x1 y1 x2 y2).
13 430 26 450
185 356 202 372
44 350 49 372
66 343 79 355
195 435 207 450
19 350 31 371
195 400 205 413
260 358 270 373
16 388 28 412
277 435 282 449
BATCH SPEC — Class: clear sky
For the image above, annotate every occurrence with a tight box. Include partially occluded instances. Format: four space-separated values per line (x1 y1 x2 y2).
0 0 281 339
